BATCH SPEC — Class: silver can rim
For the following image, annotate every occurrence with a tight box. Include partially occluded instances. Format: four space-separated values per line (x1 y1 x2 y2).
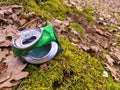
12 28 42 49
22 41 58 64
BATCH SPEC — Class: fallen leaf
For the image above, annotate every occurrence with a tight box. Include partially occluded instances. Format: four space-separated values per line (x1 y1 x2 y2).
0 55 28 89
40 63 48 71
0 40 12 47
0 10 4 17
24 12 36 21
11 13 19 22
12 5 23 15
1 7 13 15
19 19 27 25
0 33 6 43
0 72 11 83
51 19 62 27
105 63 120 82
80 44 90 51
70 29 79 35
104 54 114 66
0 61 7 74
70 38 80 43
90 45 101 52
114 52 120 60
0 51 9 62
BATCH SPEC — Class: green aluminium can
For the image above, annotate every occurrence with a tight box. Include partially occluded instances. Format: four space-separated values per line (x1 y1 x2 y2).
12 24 63 64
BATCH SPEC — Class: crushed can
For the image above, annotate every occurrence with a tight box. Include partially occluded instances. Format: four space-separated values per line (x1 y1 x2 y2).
12 24 63 64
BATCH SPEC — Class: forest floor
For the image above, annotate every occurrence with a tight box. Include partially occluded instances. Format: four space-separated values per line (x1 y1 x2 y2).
0 0 120 90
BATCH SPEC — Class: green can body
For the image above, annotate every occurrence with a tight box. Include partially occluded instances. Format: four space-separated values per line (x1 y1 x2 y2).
12 24 61 56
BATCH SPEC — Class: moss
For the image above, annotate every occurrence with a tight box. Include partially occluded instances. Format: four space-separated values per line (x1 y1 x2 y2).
1 0 81 20
103 25 117 31
26 0 52 20
68 22 85 38
83 6 96 24
37 0 81 20
16 36 120 90
116 18 120 23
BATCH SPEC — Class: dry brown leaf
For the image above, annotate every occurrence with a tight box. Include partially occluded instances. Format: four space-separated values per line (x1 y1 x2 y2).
90 45 101 52
0 40 12 47
1 87 12 90
11 5 23 15
70 29 79 35
26 23 37 28
19 17 39 30
0 51 9 62
0 55 28 89
51 19 62 27
114 52 120 60
0 61 7 74
70 38 80 43
0 72 11 83
19 19 27 25
3 25 18 37
0 7 13 16
40 63 48 71
11 13 19 22
0 10 4 17
103 54 114 66
24 12 36 20
105 63 120 82
0 33 6 43
80 44 90 51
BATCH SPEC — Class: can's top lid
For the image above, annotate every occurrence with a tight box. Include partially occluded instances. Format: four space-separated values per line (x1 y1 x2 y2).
12 28 42 49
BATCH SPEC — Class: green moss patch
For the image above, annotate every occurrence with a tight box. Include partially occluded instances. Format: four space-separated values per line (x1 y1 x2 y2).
1 0 81 20
17 37 120 90
103 25 117 31
68 22 85 38
83 6 96 24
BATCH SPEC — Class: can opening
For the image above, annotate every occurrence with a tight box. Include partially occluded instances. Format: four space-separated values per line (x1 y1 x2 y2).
22 36 37 45
28 43 51 59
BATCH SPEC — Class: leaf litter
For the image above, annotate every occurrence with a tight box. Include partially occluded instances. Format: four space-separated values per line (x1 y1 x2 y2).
51 4 120 82
0 5 46 89
0 3 120 89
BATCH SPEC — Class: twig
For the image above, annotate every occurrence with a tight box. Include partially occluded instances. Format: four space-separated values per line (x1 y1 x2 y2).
18 17 40 30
